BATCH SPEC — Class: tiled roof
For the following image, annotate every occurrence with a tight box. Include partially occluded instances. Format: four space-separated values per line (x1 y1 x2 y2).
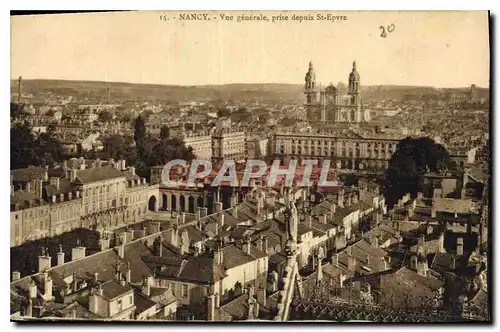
134 292 157 314
219 292 271 321
73 166 124 184
11 167 47 182
11 190 45 209
45 178 76 197
99 279 134 300
433 198 477 214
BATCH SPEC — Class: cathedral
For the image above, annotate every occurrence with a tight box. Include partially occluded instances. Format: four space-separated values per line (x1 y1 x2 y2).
304 61 365 123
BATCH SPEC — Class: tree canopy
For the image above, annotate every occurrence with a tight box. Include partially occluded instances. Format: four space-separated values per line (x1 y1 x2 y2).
148 138 196 166
11 122 63 169
383 137 451 209
101 135 135 161
98 110 114 122
160 125 170 140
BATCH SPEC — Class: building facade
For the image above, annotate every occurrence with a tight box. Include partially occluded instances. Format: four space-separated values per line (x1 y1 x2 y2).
272 129 401 171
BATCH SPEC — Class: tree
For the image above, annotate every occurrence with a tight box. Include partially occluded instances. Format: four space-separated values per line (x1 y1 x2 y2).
383 137 451 209
148 138 196 166
217 108 231 118
10 102 25 119
98 110 114 122
37 124 63 167
101 135 134 160
134 115 147 161
160 125 170 140
11 121 37 169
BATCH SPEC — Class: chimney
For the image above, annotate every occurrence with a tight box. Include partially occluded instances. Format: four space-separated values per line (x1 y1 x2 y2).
207 294 216 321
331 253 339 267
338 273 345 289
457 237 464 256
72 246 86 261
319 214 327 224
347 254 355 271
52 195 56 203
100 236 111 251
230 194 238 207
142 277 151 296
69 169 78 182
196 207 202 219
307 215 313 229
153 237 163 257
438 232 445 253
75 190 80 198
380 257 388 271
243 241 251 255
431 206 437 218
256 236 263 252
214 249 224 265
68 192 72 200
35 179 43 198
12 271 21 281
219 213 225 226
410 255 418 270
330 203 336 213
233 205 238 218
29 280 37 299
59 193 64 202
137 225 146 239
129 166 135 176
263 237 269 254
418 234 425 246
121 160 126 171
371 235 379 248
257 288 267 307
125 262 132 283
366 254 370 266
18 76 22 104
214 201 223 213
26 299 33 317
26 181 32 193
57 245 65 266
44 274 53 300
181 212 186 224
117 240 125 259
38 252 51 272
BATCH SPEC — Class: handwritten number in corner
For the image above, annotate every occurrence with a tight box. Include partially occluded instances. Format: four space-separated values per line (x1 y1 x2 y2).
380 23 395 38
379 25 387 38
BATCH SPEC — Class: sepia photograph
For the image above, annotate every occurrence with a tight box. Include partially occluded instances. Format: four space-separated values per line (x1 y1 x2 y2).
9 10 490 323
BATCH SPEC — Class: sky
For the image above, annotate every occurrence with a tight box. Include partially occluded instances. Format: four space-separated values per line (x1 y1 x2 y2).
11 11 490 88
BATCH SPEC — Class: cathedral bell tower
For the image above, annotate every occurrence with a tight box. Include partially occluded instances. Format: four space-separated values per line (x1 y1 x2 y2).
348 61 362 122
304 61 317 105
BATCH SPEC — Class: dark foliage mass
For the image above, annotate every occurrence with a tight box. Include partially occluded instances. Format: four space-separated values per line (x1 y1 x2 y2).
11 122 63 169
383 137 451 209
10 228 100 278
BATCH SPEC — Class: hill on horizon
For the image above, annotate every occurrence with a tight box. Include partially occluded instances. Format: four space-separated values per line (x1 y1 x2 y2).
11 79 489 104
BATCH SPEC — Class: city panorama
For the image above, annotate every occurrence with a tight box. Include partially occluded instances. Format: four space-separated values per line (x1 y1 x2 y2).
9 11 490 323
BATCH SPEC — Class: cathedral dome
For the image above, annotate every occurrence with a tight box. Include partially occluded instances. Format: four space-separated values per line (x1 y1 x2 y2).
325 82 337 93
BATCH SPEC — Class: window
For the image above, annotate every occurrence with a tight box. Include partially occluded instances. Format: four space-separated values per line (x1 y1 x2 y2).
181 284 188 298
117 299 123 311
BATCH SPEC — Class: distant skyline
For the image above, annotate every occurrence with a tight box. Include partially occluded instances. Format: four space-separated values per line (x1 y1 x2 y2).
11 11 490 88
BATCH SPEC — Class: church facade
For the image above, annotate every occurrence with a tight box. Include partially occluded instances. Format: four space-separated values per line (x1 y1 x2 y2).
304 61 365 123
